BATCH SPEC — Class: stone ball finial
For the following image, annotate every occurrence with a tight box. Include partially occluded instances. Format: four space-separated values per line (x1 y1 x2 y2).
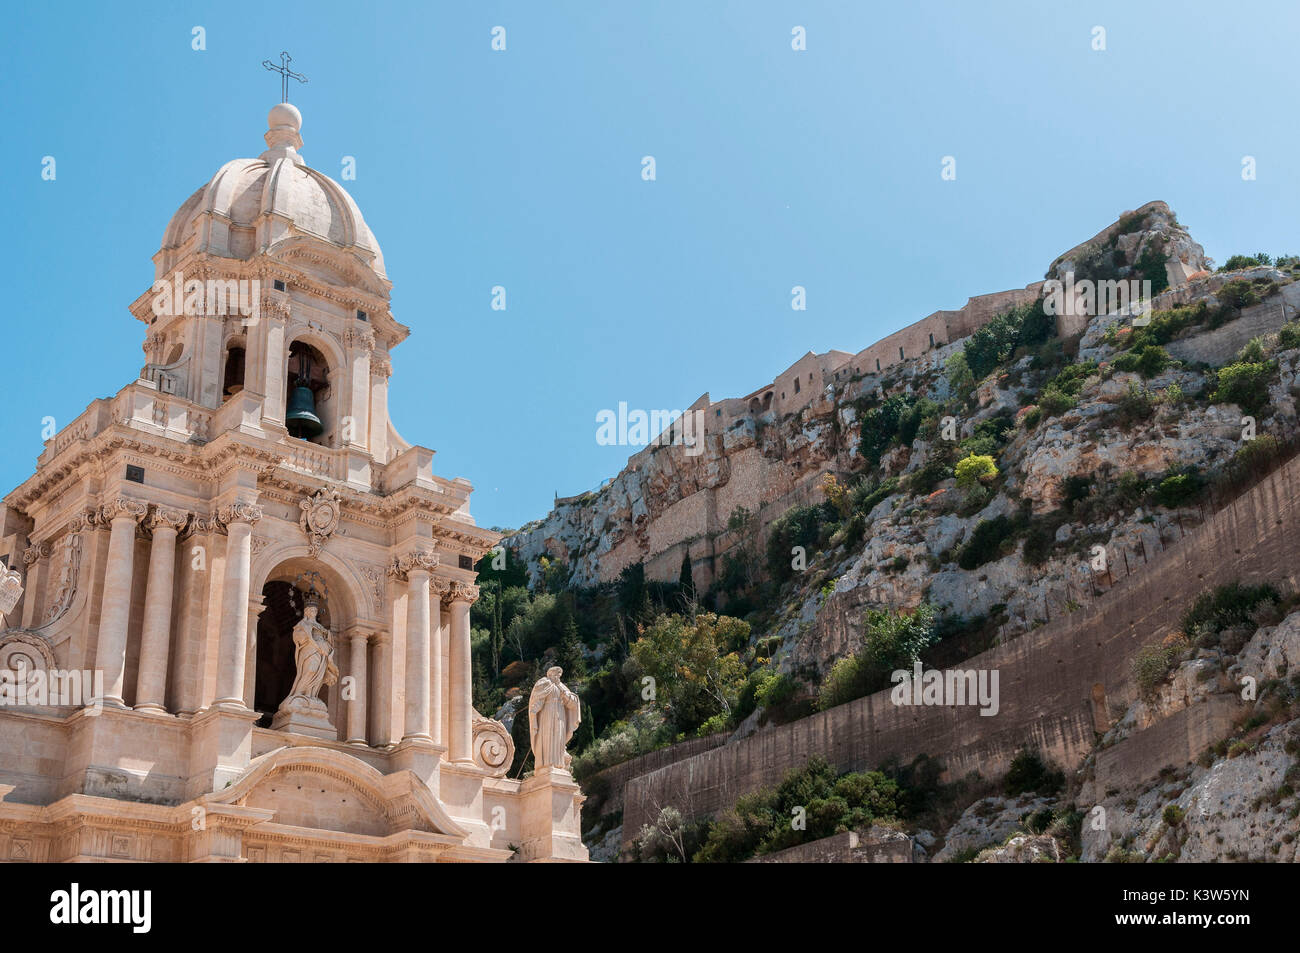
268 102 302 134
262 102 305 164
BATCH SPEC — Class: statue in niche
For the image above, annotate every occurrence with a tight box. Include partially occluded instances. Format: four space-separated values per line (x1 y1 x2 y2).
272 599 338 736
528 666 581 771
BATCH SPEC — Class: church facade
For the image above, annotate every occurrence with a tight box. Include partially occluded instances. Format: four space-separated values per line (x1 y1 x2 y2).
0 103 587 863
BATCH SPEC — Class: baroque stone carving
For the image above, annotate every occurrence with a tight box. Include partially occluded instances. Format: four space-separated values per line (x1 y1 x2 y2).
218 502 263 526
22 542 51 567
148 506 190 534
100 498 148 525
528 666 581 771
360 565 386 613
43 533 84 626
449 581 480 605
387 550 438 580
299 488 342 557
0 631 56 684
471 710 515 778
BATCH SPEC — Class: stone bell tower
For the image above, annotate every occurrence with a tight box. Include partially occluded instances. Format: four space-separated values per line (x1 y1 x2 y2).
0 102 588 863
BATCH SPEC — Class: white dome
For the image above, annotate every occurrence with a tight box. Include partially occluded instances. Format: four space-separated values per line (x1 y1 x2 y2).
157 104 386 280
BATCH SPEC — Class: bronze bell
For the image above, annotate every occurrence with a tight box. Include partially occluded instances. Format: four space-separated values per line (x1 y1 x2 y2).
285 384 323 439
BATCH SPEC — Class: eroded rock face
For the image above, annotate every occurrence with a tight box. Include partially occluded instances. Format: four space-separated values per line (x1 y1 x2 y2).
975 833 1062 863
509 204 1299 683
1081 723 1298 863
931 794 1056 863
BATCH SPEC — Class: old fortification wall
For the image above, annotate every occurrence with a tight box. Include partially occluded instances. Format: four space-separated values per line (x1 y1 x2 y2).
620 454 1300 837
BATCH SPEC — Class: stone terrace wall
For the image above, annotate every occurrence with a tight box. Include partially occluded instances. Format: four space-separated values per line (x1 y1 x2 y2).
1166 283 1300 366
621 455 1300 838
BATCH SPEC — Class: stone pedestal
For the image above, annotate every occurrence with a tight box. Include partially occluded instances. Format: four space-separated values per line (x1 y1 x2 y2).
270 700 336 740
517 766 589 863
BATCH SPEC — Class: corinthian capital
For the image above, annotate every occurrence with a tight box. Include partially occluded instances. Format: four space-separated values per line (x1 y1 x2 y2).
148 506 190 534
218 502 263 527
388 550 439 580
431 577 452 600
449 581 481 605
100 498 149 524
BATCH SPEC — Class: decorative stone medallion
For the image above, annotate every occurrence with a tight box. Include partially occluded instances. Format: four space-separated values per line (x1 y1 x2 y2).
299 488 343 557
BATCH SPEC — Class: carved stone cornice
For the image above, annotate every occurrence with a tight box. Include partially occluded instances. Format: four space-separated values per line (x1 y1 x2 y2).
387 550 438 581
218 502 263 527
448 581 480 606
148 506 190 534
100 498 148 525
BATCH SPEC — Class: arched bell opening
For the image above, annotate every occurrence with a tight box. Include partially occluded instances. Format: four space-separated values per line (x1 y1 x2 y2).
285 340 332 446
222 336 246 401
254 579 335 729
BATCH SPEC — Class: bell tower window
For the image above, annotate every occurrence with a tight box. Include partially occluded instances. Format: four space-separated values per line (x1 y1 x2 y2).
222 342 246 400
285 340 331 446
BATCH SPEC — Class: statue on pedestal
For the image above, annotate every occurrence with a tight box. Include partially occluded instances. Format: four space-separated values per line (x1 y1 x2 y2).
0 567 22 627
528 666 580 771
271 599 339 739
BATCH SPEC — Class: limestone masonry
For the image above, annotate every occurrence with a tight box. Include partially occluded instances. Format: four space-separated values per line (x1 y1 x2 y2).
0 103 586 863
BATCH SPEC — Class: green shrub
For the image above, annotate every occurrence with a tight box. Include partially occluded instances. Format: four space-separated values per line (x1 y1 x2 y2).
955 453 998 488
1132 639 1186 698
693 756 904 862
766 503 833 581
964 299 1056 380
1162 804 1186 826
1152 469 1203 508
851 476 899 517
1038 386 1075 419
1110 344 1170 378
1113 381 1156 428
1220 254 1267 271
1210 361 1274 417
818 605 937 709
957 515 1014 570
1180 581 1281 640
1004 750 1065 797
1278 321 1300 351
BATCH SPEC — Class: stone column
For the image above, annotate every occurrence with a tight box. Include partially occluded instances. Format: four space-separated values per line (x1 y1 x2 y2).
346 628 370 745
370 630 393 745
214 502 262 707
244 596 265 709
133 506 189 713
392 551 438 743
430 579 449 747
97 498 148 708
448 581 479 762
369 357 392 464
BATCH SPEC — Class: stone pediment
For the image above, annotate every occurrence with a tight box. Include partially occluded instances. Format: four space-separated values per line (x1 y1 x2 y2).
202 746 467 841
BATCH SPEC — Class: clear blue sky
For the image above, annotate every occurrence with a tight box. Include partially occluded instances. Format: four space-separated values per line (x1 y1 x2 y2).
2 1 1297 530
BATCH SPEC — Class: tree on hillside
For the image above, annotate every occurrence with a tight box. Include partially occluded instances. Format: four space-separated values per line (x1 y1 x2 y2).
630 613 749 734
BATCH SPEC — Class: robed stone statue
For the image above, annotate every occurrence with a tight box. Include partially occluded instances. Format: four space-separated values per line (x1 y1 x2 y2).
528 666 580 771
271 602 339 737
